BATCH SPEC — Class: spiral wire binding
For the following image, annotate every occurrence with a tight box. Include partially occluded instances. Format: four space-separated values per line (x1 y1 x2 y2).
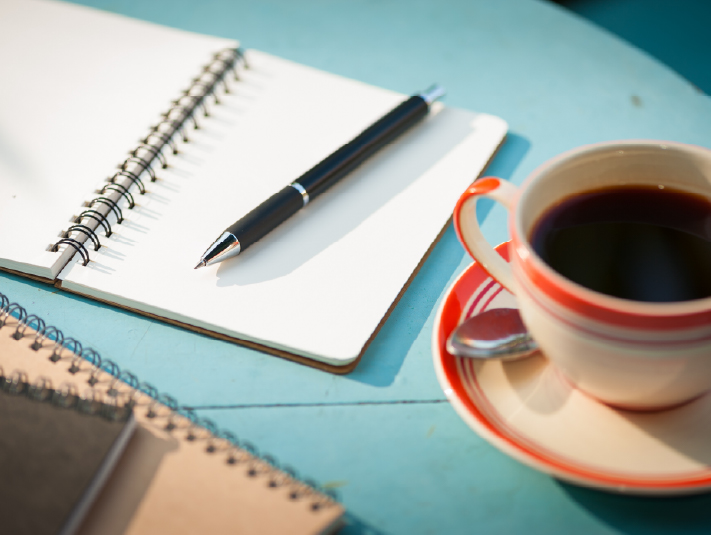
51 48 248 267
0 290 339 509
0 367 133 423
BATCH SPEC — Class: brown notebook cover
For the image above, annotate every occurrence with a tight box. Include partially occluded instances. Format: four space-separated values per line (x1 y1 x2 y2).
0 298 344 535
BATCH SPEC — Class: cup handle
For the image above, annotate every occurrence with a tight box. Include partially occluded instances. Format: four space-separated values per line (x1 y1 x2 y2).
454 177 518 294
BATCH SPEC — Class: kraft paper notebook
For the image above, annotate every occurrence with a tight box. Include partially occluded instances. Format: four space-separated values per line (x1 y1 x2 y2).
0 0 508 371
0 292 344 535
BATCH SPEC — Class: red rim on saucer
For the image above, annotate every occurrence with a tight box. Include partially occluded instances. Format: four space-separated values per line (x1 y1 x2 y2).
432 242 711 495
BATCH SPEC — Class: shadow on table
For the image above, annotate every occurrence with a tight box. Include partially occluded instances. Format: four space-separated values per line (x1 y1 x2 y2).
339 511 389 535
549 0 710 95
558 481 711 533
347 133 531 387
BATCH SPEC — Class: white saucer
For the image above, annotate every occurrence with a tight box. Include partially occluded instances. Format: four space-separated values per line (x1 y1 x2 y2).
433 242 711 495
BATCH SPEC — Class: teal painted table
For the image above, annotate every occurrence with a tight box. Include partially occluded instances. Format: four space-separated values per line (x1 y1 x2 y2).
4 0 711 532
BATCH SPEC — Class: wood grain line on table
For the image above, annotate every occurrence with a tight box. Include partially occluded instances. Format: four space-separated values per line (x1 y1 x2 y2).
186 399 450 410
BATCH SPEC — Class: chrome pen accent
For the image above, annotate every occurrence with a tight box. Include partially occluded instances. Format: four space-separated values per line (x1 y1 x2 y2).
419 84 446 105
194 232 240 269
290 182 310 206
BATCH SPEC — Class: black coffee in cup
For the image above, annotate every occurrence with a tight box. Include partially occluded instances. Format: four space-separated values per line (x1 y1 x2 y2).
530 186 711 302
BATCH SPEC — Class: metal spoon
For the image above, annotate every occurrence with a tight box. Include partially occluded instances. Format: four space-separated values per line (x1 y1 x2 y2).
446 308 539 361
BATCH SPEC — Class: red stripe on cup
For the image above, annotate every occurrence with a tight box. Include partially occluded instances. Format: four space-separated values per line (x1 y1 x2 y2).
510 226 711 331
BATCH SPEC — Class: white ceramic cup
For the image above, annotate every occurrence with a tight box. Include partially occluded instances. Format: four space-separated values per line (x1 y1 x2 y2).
453 140 711 410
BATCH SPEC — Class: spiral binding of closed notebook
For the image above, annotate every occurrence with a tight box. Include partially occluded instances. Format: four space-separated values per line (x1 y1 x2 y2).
50 48 246 265
0 291 344 535
0 366 133 422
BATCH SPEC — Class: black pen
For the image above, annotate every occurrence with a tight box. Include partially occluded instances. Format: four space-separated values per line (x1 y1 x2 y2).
194 84 446 269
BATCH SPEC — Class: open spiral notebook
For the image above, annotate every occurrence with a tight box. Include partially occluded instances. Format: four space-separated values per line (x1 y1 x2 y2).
0 0 507 371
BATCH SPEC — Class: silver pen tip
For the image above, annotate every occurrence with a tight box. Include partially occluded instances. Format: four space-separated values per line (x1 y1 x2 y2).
196 232 242 269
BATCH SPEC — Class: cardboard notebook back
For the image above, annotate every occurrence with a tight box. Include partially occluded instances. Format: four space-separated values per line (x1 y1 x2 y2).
0 301 343 535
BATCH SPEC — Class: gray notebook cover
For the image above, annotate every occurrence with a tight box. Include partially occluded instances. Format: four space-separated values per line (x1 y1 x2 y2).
0 386 135 535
